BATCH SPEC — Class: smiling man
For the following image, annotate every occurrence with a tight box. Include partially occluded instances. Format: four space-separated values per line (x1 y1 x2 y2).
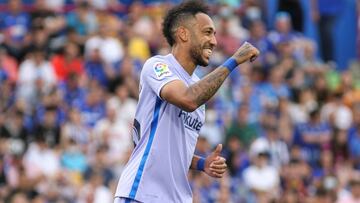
114 1 259 203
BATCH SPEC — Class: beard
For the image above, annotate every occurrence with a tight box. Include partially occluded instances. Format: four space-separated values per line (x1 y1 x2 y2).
189 41 209 67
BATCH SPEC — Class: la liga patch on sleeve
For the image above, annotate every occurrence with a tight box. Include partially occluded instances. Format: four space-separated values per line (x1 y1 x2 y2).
153 62 172 79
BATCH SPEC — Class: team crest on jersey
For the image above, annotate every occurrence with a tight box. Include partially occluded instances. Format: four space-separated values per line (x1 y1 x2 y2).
153 62 172 79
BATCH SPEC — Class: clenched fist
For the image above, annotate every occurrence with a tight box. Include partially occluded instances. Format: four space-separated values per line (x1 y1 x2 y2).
232 42 260 65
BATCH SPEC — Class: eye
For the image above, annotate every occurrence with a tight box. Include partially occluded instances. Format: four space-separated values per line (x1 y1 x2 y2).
204 30 212 35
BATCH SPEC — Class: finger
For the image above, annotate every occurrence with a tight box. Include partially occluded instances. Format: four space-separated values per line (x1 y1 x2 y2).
250 51 259 62
210 168 227 175
250 55 257 62
210 159 227 167
210 167 227 173
212 144 222 156
210 171 224 178
211 157 226 164
210 163 227 170
210 162 227 169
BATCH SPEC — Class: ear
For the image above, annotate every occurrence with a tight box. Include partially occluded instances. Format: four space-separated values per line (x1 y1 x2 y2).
177 26 189 43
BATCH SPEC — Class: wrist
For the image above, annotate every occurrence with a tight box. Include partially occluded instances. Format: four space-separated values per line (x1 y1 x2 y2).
222 58 238 72
196 157 206 171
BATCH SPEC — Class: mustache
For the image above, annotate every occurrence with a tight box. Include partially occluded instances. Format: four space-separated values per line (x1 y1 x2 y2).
202 44 214 50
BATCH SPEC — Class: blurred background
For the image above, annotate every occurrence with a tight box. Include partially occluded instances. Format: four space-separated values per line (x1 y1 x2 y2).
0 0 359 202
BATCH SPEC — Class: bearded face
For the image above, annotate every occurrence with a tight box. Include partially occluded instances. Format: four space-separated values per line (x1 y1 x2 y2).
189 38 213 66
188 13 216 67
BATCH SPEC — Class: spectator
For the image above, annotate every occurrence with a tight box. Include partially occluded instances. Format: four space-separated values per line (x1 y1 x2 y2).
321 92 353 130
233 79 263 123
85 23 124 66
60 139 88 173
337 179 360 203
311 187 333 203
51 42 84 82
199 109 223 148
59 73 87 109
295 109 332 166
287 88 317 124
226 104 258 149
76 85 105 128
61 108 90 148
84 144 114 187
22 26 50 60
250 123 289 169
77 171 113 203
93 100 132 167
0 154 8 200
246 20 276 68
16 46 56 110
312 150 337 190
23 136 60 182
268 11 301 47
0 0 30 60
66 1 98 37
127 29 151 62
1 109 28 155
0 47 18 84
243 151 280 202
281 158 311 200
84 48 113 88
347 104 360 169
192 172 220 203
311 0 343 62
331 129 349 165
33 105 61 148
260 67 290 108
107 79 137 126
278 0 304 32
223 136 250 178
238 0 267 29
6 191 30 203
215 15 241 57
300 40 327 76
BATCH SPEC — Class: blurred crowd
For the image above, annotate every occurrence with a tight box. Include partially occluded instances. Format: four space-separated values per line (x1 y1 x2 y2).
0 0 359 202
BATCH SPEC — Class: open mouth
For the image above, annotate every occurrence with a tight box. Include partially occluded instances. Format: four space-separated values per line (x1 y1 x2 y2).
203 48 213 59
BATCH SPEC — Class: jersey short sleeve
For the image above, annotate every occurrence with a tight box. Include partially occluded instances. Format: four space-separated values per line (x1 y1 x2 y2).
142 57 180 98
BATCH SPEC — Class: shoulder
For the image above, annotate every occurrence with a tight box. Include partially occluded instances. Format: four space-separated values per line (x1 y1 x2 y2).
142 55 173 77
143 55 170 68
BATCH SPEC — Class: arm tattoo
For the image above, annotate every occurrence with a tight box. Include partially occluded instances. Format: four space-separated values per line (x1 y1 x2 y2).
187 67 229 106
236 45 250 58
185 44 253 107
234 44 252 63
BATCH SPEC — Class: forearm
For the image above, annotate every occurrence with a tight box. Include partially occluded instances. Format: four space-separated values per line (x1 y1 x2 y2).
186 66 230 107
185 43 256 107
161 42 258 112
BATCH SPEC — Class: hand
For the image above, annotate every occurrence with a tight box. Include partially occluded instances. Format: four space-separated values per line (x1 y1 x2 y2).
232 42 260 64
204 144 227 178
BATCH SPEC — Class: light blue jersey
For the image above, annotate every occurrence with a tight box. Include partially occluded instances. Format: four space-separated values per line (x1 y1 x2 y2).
115 54 205 203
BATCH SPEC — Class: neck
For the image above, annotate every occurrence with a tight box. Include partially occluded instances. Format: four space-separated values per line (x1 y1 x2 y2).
171 44 196 76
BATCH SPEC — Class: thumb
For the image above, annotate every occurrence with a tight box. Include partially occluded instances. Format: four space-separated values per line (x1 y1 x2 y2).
212 144 222 156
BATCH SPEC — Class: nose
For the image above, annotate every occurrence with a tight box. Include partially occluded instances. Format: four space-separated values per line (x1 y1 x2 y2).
210 35 217 47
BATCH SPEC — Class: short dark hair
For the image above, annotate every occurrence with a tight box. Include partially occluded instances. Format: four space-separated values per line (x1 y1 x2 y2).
162 0 209 46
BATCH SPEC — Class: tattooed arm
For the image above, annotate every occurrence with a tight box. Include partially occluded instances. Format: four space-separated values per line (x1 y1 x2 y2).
161 42 259 112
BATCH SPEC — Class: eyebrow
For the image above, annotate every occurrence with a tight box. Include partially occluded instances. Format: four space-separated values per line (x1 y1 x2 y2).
203 27 216 34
